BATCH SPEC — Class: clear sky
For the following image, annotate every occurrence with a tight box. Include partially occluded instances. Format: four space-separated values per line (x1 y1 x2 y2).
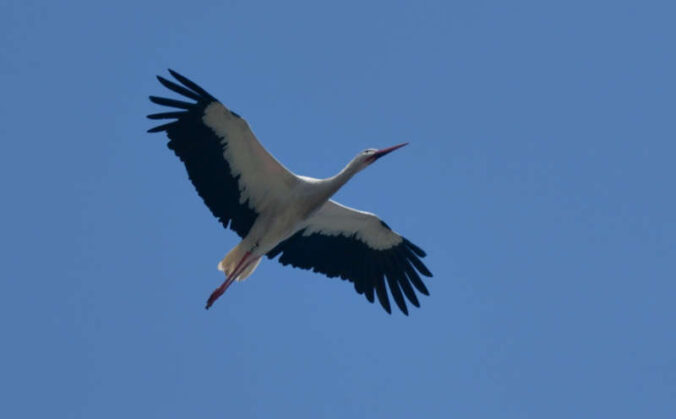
1 1 675 417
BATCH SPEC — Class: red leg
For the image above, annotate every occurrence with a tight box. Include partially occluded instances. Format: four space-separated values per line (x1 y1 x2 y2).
205 252 252 310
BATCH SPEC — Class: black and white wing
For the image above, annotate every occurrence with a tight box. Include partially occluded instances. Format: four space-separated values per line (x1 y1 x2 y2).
267 200 433 314
147 70 298 237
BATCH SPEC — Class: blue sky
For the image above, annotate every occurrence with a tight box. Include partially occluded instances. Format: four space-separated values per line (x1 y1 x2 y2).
1 0 675 417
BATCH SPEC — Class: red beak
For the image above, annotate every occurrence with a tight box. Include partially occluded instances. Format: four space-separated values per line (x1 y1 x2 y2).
367 142 408 163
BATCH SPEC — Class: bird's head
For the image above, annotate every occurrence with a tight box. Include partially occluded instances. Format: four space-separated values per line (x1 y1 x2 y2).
353 142 408 171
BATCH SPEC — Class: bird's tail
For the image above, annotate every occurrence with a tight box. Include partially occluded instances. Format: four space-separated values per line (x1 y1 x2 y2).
236 256 261 281
218 244 262 281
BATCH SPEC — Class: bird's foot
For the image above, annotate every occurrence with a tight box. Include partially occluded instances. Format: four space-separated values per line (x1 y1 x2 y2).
205 285 226 310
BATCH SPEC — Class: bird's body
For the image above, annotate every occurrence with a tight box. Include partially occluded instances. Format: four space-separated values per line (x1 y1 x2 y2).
148 70 432 314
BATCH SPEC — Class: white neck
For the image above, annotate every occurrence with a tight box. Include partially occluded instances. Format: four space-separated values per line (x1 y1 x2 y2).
310 157 363 205
327 158 362 192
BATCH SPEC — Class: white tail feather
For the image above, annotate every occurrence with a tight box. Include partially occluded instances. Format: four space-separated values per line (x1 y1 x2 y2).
237 256 262 281
218 244 246 274
217 244 262 281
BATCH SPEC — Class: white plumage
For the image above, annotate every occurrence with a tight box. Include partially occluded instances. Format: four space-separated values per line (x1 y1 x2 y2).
300 201 403 250
148 70 432 314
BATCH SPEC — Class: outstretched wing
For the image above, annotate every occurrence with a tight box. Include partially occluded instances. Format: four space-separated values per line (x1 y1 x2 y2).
147 69 298 237
267 200 433 314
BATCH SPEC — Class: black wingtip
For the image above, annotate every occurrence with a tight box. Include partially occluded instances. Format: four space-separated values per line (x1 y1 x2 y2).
386 272 409 315
374 269 392 314
168 68 183 80
149 95 194 109
167 69 215 100
146 122 176 133
403 247 432 278
404 239 427 258
156 75 204 102
147 111 188 120
418 265 433 278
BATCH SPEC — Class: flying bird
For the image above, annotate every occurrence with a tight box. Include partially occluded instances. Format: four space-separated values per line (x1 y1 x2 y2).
147 70 432 314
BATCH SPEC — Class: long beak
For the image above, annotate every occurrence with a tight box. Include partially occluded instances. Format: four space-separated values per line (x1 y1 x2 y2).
368 142 408 163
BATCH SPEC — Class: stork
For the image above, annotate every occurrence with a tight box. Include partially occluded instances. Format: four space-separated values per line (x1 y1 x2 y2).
147 70 432 314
